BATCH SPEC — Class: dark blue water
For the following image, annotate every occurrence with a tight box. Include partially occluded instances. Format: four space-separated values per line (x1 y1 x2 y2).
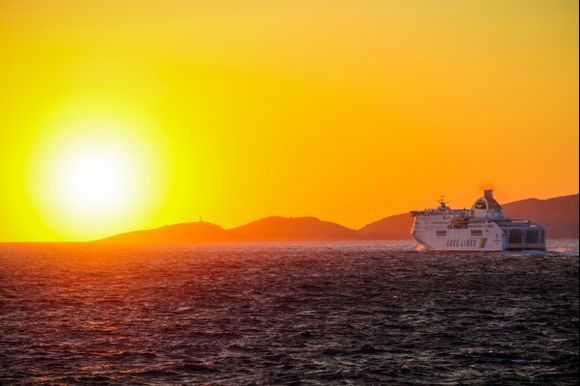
0 241 578 385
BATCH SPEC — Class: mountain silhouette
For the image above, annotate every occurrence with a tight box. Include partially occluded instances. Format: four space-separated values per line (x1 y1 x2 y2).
230 216 362 241
98 193 578 244
503 194 579 239
99 221 234 244
358 213 414 240
99 216 361 244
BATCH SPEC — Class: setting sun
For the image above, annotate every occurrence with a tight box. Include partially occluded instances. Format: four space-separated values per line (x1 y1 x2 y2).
26 107 169 240
52 144 136 211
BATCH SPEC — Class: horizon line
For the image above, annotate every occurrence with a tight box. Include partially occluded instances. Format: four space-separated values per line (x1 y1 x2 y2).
2 191 578 244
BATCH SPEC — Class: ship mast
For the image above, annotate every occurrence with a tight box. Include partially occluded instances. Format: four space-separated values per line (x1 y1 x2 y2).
437 196 449 210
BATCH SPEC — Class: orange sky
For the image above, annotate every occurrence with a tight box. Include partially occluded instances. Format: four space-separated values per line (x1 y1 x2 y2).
1 0 578 241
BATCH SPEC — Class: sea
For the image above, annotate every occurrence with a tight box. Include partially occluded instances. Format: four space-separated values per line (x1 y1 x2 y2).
0 240 578 385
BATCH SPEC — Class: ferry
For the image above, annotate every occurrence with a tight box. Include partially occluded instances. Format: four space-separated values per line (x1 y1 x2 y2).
411 190 545 251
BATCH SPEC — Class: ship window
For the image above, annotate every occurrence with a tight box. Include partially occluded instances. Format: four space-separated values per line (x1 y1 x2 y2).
509 230 522 243
526 230 539 244
471 230 483 236
539 231 544 243
436 230 447 236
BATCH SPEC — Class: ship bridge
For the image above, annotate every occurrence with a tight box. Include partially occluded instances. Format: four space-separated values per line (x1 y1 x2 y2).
471 189 504 219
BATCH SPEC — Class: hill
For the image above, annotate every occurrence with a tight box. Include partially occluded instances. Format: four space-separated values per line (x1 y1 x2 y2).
230 216 362 241
503 194 579 239
98 216 361 244
99 221 234 244
358 213 413 240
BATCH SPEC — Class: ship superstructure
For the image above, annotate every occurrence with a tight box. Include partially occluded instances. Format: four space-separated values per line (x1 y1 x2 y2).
411 190 545 251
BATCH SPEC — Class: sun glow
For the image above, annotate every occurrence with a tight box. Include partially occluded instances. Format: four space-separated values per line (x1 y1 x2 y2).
28 108 169 240
57 146 135 211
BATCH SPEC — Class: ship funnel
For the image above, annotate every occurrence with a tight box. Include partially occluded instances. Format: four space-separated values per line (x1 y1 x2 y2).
484 189 494 200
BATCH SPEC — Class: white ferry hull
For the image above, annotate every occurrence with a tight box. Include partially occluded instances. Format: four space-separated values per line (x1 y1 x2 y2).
412 222 505 252
410 190 546 252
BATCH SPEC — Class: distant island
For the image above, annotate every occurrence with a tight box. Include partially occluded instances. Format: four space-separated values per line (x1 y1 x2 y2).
98 193 579 244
